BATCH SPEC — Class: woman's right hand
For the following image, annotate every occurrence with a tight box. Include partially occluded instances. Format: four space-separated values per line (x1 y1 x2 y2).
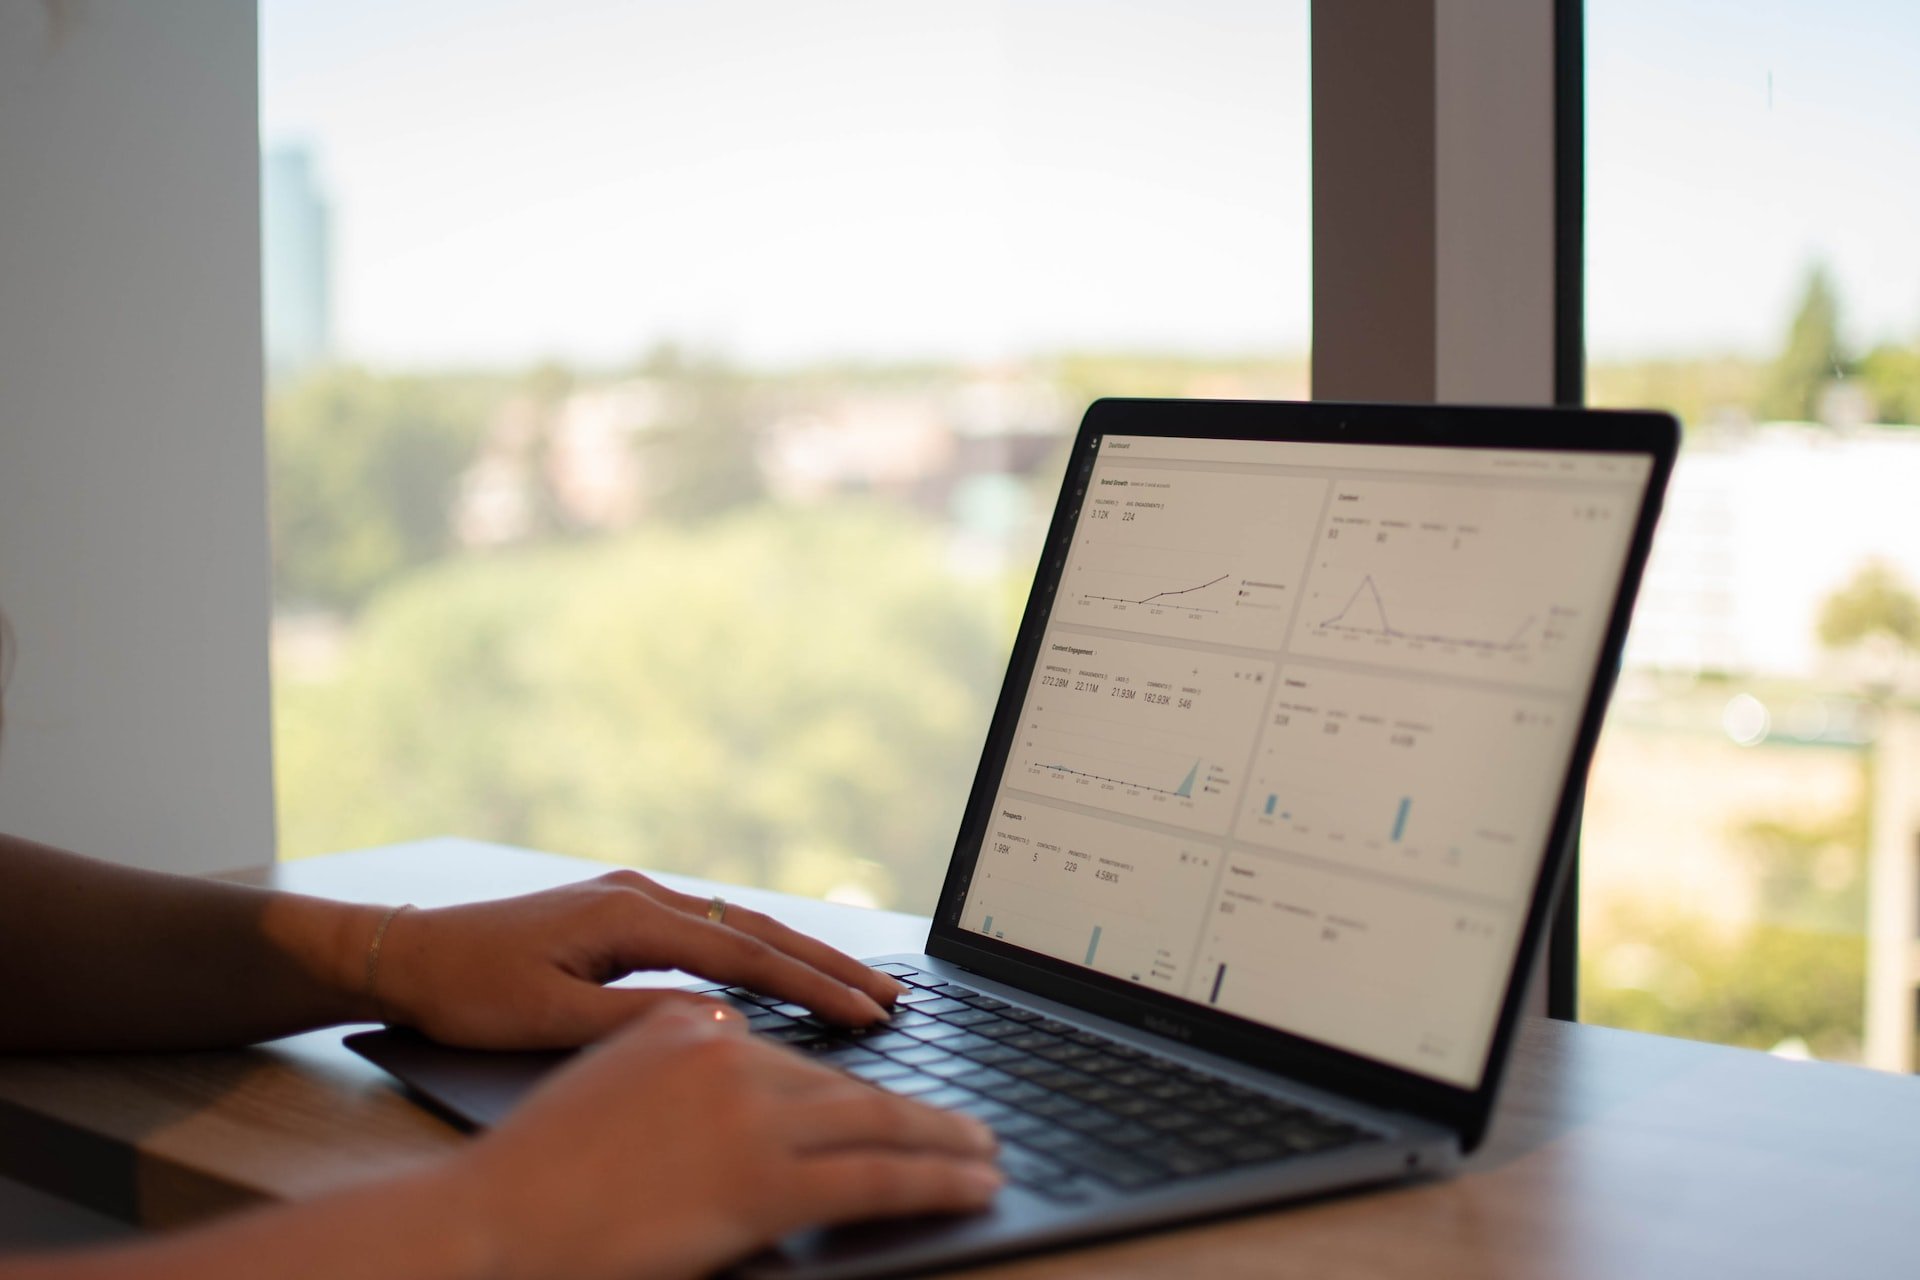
438 1002 1004 1280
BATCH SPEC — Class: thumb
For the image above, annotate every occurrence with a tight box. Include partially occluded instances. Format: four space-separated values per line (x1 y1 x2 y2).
562 985 745 1045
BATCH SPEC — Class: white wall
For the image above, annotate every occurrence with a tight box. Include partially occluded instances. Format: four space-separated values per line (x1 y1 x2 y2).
0 0 274 874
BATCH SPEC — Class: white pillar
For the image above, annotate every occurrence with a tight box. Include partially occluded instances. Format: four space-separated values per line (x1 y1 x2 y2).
0 0 273 874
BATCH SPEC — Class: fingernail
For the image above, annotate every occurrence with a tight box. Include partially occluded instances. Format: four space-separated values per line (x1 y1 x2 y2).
852 989 888 1021
884 978 908 1001
965 1118 998 1154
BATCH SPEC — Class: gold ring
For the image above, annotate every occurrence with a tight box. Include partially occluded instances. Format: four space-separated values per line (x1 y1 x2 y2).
707 895 728 924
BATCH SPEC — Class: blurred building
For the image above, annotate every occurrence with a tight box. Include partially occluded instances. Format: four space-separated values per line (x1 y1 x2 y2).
261 144 333 378
1625 425 1920 679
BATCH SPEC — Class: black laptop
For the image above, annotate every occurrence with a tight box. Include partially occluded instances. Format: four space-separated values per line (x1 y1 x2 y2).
351 397 1678 1279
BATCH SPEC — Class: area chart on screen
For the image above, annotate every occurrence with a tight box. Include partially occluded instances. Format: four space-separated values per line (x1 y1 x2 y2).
1054 467 1327 649
1007 630 1273 835
1292 479 1630 689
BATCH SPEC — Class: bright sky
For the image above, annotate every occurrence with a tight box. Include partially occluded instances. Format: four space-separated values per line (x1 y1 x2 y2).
261 0 1920 369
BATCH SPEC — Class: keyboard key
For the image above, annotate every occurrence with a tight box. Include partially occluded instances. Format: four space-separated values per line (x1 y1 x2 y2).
872 963 921 977
1058 1081 1127 1107
938 1007 1001 1028
939 1033 994 1054
912 998 969 1016
978 1079 1049 1107
967 1020 1023 1041
998 1144 1066 1185
922 1058 976 1080
998 1059 1054 1081
950 1067 1014 1092
1016 1125 1085 1154
1106 1067 1161 1088
928 983 979 998
951 1098 1016 1126
897 988 948 1006
990 1110 1052 1141
999 1008 1044 1024
919 1086 976 1110
814 1046 883 1070
1162 1149 1228 1177
846 1060 915 1084
858 1032 921 1054
1034 1019 1076 1034
892 1044 954 1067
1021 1093 1085 1120
1002 1030 1059 1051
954 1043 1024 1066
904 1020 970 1043
1100 1121 1156 1146
880 1073 945 1098
963 995 1010 1011
1225 1140 1283 1165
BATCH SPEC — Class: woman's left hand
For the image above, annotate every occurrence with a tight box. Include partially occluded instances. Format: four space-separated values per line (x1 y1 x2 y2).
369 870 905 1049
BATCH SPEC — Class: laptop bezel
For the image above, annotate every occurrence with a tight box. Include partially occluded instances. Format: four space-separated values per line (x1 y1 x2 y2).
925 396 1678 1152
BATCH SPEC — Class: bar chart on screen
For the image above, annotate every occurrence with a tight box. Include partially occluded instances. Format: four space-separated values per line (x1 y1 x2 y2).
1009 631 1273 835
1055 467 1327 650
966 799 1219 992
1194 850 1509 1083
1233 664 1568 901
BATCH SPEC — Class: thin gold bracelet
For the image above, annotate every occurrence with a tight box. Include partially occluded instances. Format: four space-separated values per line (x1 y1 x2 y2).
363 903 415 1022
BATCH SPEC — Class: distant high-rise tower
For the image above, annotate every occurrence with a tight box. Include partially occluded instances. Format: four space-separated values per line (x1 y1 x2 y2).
261 144 333 378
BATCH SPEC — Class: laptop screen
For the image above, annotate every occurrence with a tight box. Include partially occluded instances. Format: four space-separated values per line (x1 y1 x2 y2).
955 432 1656 1088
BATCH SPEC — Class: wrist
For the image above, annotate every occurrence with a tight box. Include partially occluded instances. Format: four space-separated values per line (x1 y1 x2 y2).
260 893 392 1025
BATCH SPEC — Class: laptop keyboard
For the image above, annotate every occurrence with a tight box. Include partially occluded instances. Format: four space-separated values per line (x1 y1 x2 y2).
692 963 1379 1203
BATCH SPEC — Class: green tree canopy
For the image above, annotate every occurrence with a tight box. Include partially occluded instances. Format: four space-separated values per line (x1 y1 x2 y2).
268 367 489 611
273 504 1016 911
1817 559 1920 651
1758 264 1849 423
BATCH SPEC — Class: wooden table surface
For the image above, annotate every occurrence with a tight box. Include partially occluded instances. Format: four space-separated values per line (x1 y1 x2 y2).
1 838 1916 1278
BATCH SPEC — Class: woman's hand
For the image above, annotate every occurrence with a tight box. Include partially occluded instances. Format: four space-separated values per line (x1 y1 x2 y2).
371 870 906 1049
441 1003 1003 1280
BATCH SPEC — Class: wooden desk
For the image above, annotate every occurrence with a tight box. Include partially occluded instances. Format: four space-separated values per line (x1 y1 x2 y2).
2 839 1916 1277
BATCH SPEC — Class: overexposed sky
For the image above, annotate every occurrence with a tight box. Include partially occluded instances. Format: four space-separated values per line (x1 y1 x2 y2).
262 0 1920 368
262 0 1311 368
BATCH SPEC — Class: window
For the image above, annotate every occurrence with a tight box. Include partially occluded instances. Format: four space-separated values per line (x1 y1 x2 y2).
1582 1 1920 1070
260 1 1311 912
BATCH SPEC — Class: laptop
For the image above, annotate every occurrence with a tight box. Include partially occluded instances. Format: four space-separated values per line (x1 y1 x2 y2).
350 397 1678 1279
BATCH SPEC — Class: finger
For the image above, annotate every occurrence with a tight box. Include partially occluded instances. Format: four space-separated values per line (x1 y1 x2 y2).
767 1153 1003 1236
775 1088 997 1158
630 911 890 1026
660 892 907 1007
547 986 747 1047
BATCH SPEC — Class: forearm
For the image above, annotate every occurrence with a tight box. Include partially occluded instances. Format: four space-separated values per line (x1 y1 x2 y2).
0 833 386 1051
0 1166 489 1280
